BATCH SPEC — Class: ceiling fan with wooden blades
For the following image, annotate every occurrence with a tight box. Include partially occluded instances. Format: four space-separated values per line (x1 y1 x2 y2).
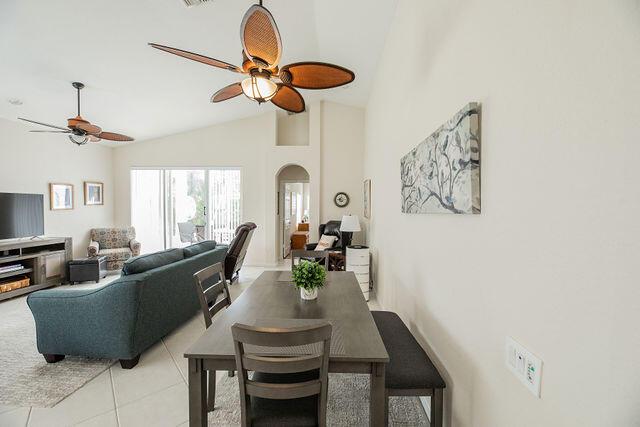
149 0 355 114
18 82 134 146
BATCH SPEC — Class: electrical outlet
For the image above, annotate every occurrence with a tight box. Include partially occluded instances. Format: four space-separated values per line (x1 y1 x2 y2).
506 337 543 398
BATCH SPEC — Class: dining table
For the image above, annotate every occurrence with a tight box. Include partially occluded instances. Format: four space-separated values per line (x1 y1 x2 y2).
184 270 389 426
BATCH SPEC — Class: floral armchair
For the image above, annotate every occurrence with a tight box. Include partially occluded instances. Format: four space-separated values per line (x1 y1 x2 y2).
88 227 141 271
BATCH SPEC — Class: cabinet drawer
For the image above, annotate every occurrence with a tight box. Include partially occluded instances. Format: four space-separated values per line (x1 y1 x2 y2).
355 273 370 284
346 264 369 275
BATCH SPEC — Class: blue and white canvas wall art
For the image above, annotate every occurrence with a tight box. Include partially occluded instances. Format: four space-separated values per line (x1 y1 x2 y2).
400 103 481 214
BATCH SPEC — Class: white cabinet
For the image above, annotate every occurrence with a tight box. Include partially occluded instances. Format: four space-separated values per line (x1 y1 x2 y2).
346 246 370 301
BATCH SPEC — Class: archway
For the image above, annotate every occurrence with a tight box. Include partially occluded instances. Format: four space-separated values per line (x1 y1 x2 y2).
275 164 311 261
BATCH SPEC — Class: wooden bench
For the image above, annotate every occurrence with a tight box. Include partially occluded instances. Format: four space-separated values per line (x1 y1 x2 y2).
371 311 446 427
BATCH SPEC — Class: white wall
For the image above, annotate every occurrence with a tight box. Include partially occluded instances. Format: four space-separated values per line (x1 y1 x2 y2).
113 101 366 265
0 118 114 257
113 113 276 265
320 102 365 242
364 1 640 426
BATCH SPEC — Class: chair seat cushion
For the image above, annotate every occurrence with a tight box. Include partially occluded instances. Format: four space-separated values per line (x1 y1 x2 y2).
371 311 446 390
98 248 132 262
250 370 319 427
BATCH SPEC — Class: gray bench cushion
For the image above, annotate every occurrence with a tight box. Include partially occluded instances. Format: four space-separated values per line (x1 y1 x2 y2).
371 311 446 390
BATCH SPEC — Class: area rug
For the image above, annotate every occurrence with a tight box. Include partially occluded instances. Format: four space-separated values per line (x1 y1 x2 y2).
0 294 114 408
209 373 429 426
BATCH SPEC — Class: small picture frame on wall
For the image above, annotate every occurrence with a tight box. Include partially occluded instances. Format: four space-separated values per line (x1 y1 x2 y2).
364 179 371 219
84 181 104 206
49 183 74 210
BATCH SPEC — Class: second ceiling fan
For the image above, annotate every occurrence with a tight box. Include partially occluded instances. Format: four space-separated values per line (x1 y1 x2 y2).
150 1 355 114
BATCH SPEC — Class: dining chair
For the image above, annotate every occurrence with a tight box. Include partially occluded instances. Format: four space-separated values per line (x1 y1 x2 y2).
193 262 232 412
291 249 329 272
231 322 332 427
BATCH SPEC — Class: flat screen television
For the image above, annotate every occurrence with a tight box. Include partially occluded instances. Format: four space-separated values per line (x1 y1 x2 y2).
0 192 45 239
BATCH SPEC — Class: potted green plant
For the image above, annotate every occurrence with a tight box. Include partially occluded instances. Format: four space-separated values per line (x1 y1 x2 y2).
292 260 327 300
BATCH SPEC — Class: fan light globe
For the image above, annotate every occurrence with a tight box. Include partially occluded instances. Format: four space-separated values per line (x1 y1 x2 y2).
241 75 277 103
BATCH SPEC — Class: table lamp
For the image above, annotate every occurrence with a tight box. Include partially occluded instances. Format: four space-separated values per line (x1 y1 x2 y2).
340 215 361 253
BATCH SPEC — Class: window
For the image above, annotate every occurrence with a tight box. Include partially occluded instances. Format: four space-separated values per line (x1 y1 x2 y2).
131 168 242 252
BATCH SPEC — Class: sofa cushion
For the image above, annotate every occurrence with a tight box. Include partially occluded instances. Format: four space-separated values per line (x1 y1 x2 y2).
122 248 184 275
183 240 217 258
100 248 132 262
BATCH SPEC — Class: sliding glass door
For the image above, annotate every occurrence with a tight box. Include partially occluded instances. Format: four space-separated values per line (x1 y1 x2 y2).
131 168 241 253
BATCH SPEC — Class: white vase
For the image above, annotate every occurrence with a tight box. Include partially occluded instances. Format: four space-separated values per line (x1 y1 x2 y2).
300 287 318 300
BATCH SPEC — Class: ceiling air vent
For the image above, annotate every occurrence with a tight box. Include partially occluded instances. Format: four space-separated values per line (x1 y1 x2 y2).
181 0 212 7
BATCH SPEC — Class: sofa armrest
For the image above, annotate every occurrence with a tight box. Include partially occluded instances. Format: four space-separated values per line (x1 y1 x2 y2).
129 239 141 257
27 280 143 359
88 240 99 257
306 243 318 250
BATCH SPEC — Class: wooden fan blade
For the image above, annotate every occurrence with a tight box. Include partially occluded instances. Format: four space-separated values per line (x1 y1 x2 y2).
211 82 243 103
97 132 134 142
271 85 305 113
18 118 69 131
280 62 355 90
240 5 282 67
88 135 101 143
29 130 70 133
75 122 102 135
149 43 242 73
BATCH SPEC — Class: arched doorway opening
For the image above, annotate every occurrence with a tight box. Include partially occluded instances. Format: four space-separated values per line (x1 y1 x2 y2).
275 164 310 261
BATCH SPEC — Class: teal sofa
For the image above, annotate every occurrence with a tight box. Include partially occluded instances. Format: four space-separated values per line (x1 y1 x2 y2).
27 241 227 368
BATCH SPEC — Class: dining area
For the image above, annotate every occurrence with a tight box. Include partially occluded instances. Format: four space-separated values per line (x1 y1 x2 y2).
187 252 445 427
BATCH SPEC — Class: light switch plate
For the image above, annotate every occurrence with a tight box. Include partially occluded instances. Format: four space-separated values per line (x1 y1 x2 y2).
506 336 543 398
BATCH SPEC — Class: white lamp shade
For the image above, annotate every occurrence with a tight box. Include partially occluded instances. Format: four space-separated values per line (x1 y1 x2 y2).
340 215 361 232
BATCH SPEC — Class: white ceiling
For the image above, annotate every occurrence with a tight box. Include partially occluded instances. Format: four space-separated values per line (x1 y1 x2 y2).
0 0 397 144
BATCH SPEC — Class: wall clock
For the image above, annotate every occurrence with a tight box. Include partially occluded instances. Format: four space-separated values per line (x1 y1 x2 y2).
334 192 350 208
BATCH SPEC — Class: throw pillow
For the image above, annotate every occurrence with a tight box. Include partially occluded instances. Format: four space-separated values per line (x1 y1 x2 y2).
314 234 337 251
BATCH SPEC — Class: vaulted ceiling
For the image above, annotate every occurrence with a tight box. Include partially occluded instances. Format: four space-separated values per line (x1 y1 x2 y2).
0 0 397 143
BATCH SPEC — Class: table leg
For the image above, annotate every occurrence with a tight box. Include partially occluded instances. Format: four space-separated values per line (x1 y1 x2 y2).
189 358 207 427
207 370 216 411
370 362 386 427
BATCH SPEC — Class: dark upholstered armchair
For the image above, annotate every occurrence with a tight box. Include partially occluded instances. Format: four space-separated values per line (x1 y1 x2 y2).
306 220 353 251
224 222 257 284
88 227 140 271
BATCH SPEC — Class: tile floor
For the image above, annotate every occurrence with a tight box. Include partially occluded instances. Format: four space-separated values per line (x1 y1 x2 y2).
0 265 380 427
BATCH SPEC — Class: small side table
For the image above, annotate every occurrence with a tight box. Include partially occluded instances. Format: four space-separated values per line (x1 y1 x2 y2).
68 256 107 284
346 245 370 301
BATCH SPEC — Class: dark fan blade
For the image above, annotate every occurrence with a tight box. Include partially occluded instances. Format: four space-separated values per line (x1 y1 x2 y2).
149 43 242 73
280 62 355 90
240 4 282 67
18 117 69 131
271 85 305 113
29 130 70 133
211 82 243 103
75 122 102 135
97 132 134 142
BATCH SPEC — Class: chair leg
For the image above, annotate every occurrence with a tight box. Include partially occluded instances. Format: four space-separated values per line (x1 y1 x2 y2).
207 371 216 412
384 390 389 425
430 388 443 427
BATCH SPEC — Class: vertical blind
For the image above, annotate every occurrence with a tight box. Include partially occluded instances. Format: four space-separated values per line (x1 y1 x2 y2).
208 169 242 244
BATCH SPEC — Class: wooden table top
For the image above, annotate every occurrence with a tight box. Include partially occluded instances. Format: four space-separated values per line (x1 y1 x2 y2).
185 271 389 364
